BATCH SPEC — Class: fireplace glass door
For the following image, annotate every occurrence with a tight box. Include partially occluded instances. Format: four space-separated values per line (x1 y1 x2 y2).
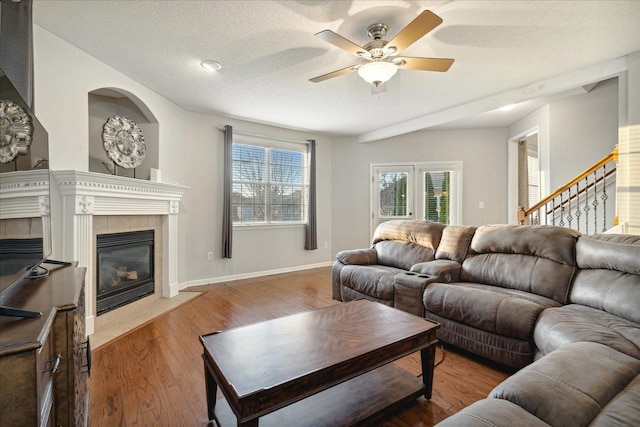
96 230 154 315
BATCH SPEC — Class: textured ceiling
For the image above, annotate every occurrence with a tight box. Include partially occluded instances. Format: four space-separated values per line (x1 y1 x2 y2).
33 1 640 140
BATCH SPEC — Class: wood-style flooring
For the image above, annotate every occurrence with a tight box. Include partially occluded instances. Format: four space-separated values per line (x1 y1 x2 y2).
88 267 512 426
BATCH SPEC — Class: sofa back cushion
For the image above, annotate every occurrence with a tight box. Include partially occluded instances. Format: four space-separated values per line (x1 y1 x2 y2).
375 240 438 270
435 225 477 263
373 219 445 247
460 225 579 303
372 220 445 270
570 233 640 323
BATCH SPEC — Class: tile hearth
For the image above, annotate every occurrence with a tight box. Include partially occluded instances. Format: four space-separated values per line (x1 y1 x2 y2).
91 290 202 349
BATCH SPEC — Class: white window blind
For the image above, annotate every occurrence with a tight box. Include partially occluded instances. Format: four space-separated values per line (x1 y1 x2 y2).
232 142 308 225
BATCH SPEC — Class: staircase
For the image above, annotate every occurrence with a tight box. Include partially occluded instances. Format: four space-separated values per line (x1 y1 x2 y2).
518 147 619 234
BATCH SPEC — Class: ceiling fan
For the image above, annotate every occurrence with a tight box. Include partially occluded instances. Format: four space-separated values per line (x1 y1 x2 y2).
309 10 454 93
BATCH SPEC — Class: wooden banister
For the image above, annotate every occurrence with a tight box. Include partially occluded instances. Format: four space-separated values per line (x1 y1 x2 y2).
518 147 618 225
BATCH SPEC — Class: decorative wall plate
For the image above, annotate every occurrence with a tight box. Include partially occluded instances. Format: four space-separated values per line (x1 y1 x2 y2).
102 115 146 169
0 100 34 164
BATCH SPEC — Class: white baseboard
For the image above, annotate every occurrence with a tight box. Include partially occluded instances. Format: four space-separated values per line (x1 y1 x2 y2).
179 261 333 290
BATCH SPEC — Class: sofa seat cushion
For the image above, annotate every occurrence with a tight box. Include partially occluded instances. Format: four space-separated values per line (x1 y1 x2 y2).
424 282 560 340
435 398 551 427
490 342 640 427
534 304 640 359
339 264 405 301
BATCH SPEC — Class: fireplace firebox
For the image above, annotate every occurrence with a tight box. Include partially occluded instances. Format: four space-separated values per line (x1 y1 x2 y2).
96 230 154 316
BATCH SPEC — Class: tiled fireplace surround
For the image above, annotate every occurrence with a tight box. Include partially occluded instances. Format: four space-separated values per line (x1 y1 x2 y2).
2 170 186 336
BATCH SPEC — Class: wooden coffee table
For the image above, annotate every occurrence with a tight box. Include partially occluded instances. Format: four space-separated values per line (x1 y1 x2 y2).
200 299 440 426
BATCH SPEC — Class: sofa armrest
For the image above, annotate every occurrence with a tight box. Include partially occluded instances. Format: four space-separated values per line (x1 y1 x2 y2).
410 259 462 282
335 248 377 265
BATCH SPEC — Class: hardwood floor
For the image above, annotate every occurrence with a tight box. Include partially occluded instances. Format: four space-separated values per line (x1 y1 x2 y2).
88 267 512 426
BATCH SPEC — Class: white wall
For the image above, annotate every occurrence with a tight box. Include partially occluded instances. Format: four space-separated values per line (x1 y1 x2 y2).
332 128 509 253
549 78 618 189
33 26 333 286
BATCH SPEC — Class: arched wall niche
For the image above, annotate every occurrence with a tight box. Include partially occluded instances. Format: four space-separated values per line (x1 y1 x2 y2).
88 87 159 180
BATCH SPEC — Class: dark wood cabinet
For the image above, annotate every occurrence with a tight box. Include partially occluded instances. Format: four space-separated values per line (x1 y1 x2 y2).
0 263 89 427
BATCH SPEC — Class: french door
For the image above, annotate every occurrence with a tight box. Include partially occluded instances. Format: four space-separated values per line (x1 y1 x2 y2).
371 162 462 236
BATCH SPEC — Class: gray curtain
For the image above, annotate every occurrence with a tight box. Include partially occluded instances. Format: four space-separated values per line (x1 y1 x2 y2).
222 125 233 258
305 139 317 250
0 0 34 108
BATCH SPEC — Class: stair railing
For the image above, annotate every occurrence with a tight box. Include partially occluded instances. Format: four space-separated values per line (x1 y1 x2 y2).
518 147 618 234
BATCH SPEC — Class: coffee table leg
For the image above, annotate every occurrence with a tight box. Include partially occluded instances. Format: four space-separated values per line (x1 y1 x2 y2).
203 356 218 420
420 344 436 399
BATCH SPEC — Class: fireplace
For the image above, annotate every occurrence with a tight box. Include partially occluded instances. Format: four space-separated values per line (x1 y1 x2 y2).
96 230 154 316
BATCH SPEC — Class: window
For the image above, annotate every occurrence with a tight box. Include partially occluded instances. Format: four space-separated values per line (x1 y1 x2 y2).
232 142 308 225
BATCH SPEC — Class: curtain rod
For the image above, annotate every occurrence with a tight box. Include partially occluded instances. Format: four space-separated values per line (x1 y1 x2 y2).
218 127 310 145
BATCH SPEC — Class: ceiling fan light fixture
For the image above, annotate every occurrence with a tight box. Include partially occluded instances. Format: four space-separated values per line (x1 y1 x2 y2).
358 61 397 86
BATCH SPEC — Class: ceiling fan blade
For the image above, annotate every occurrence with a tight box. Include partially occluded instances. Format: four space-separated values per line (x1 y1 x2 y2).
386 10 443 53
395 56 454 72
315 30 371 58
309 64 359 83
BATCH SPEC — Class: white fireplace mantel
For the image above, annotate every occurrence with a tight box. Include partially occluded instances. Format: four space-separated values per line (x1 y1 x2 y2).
53 170 187 335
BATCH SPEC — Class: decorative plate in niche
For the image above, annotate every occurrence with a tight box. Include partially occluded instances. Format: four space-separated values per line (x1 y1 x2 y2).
102 115 146 169
0 100 34 163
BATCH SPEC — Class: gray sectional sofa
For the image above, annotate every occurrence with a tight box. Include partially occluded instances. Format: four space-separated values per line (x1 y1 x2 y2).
332 220 640 426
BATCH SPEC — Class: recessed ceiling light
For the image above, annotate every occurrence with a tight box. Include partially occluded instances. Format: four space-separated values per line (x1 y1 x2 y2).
201 60 222 72
499 104 516 112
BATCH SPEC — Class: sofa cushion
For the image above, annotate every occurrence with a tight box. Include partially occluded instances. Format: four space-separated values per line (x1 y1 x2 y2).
435 398 551 427
571 233 640 324
590 375 640 426
374 240 437 270
338 264 404 301
490 342 640 427
534 304 640 359
435 225 477 263
424 282 560 340
372 219 445 248
460 225 579 303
